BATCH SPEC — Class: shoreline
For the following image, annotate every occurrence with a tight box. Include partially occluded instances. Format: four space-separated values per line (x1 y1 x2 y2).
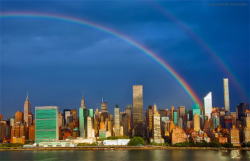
1 146 250 151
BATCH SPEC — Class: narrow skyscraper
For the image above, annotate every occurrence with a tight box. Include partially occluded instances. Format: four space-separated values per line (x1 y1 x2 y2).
133 85 143 137
24 92 31 126
114 105 120 137
204 92 212 120
223 78 230 112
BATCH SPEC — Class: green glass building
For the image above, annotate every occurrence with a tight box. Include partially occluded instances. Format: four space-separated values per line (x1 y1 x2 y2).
79 97 94 138
173 110 178 126
35 106 59 144
192 104 201 116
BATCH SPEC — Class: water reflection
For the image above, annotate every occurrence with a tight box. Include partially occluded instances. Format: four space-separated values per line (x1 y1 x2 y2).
230 150 241 160
0 149 249 161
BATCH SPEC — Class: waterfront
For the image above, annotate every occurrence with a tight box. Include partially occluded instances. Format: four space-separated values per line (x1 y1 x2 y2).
0 149 250 161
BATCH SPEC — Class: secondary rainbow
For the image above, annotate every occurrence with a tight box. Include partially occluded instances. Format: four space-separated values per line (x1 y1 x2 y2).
0 12 203 107
149 2 248 100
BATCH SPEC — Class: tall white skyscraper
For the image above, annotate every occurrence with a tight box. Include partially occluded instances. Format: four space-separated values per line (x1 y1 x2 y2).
204 92 212 120
223 78 230 112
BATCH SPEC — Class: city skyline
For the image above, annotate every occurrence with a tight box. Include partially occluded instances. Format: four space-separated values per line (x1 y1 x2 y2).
1 1 249 118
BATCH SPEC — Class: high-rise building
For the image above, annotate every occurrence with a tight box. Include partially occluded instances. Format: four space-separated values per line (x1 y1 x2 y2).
101 100 108 113
35 106 59 144
24 93 31 126
15 111 23 123
236 103 249 120
28 112 33 127
173 110 178 126
63 109 71 125
223 78 230 112
204 92 212 120
0 114 3 121
230 126 241 147
153 111 163 143
171 106 174 121
192 104 201 116
193 113 200 131
212 116 220 128
71 109 77 121
178 106 185 119
114 105 120 137
133 85 143 137
87 116 93 138
79 97 88 138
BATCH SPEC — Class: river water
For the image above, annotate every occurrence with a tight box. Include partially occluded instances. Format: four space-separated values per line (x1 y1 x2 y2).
0 149 250 161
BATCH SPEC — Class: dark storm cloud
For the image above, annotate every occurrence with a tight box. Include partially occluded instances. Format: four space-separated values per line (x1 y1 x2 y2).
0 0 249 118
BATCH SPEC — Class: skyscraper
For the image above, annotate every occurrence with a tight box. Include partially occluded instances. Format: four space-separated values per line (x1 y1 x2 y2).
223 78 230 112
133 85 143 137
114 105 120 137
153 111 163 143
204 92 212 120
193 113 200 131
236 103 249 120
79 97 88 138
24 93 31 126
35 106 59 144
101 100 108 113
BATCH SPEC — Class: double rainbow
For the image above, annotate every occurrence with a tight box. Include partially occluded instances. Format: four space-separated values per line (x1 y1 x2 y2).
0 12 203 107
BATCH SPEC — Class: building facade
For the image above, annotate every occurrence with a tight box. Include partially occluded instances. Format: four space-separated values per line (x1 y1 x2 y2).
223 78 230 112
204 92 212 120
35 106 59 144
133 85 143 137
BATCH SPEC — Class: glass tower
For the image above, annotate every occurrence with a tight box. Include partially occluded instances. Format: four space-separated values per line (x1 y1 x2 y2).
133 85 143 137
204 92 212 120
35 106 59 144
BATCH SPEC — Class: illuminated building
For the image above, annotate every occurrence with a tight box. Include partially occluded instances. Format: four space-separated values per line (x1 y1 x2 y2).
58 112 64 127
145 105 153 138
171 106 174 121
28 124 35 141
71 109 77 121
11 122 26 142
15 111 23 123
204 92 212 120
114 105 120 137
35 106 59 144
230 126 241 147
178 106 185 119
28 112 33 127
244 116 250 143
87 116 93 138
0 114 2 121
153 111 164 143
193 113 200 131
133 85 143 137
171 126 187 145
24 93 31 126
223 78 230 112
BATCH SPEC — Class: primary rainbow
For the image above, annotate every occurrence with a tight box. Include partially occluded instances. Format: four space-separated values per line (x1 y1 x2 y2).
0 12 203 107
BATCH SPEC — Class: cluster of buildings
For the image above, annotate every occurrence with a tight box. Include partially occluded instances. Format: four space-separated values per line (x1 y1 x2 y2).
0 78 250 147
